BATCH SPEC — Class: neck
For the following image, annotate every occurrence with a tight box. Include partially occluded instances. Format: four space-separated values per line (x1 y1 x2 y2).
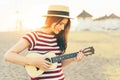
40 27 53 35
51 52 78 63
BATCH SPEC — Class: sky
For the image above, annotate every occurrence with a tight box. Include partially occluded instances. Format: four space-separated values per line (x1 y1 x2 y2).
0 0 120 31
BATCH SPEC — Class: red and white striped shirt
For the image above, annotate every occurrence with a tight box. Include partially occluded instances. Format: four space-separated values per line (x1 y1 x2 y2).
22 31 65 80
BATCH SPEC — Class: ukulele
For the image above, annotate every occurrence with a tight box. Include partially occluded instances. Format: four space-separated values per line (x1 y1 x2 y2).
25 46 94 78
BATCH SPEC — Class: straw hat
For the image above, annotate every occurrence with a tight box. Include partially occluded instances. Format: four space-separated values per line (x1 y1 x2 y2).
43 5 72 18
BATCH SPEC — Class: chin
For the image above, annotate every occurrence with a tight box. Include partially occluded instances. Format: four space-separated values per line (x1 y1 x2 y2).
54 31 60 35
55 32 59 35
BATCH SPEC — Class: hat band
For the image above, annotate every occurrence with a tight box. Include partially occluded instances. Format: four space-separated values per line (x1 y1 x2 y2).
48 10 69 16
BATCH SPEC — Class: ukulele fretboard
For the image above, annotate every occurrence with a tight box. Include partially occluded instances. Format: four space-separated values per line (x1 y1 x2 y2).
51 52 78 63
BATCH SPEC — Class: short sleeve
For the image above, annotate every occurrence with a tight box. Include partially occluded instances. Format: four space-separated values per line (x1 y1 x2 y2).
22 31 37 50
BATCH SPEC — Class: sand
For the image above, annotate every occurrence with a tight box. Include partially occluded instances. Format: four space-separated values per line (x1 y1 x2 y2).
0 31 120 80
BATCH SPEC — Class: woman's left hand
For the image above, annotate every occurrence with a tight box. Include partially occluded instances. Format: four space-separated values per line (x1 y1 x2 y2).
73 51 85 62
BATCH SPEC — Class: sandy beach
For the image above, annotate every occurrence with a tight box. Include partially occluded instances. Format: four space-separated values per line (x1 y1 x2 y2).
1 31 120 80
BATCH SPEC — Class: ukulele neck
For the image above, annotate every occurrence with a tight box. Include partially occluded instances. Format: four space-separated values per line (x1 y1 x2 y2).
51 52 78 63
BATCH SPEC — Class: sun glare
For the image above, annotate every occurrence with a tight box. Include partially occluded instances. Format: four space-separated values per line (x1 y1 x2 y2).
15 5 48 31
1 0 120 32
16 10 45 29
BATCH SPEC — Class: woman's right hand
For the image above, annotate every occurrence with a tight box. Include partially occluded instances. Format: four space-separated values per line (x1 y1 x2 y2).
28 56 52 71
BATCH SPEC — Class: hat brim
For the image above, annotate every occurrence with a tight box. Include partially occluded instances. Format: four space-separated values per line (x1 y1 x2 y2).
43 14 73 19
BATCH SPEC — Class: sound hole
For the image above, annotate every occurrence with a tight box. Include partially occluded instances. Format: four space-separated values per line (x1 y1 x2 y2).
45 58 51 62
36 67 39 71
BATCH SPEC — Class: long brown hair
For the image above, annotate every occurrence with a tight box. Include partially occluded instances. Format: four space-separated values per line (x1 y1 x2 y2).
45 16 71 53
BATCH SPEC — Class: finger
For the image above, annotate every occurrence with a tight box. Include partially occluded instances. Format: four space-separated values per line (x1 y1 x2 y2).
45 61 52 65
36 63 50 70
79 48 84 52
41 67 47 71
74 57 79 62
79 53 84 58
39 65 49 71
43 65 50 70
77 53 84 61
78 52 85 57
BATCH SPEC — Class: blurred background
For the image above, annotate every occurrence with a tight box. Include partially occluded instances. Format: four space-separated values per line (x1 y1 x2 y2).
0 0 120 32
0 0 120 80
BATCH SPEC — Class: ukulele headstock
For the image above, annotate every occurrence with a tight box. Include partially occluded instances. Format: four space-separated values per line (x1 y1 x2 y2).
81 46 95 56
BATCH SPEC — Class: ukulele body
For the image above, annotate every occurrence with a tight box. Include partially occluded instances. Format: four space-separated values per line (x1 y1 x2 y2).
25 52 57 78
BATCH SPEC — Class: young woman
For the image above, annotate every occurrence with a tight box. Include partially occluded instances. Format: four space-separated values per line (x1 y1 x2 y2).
4 5 84 80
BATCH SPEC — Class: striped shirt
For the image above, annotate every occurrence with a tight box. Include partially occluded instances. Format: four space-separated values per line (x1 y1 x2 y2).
22 31 65 80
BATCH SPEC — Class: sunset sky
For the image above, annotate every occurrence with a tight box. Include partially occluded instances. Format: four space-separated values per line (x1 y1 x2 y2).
0 0 120 31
